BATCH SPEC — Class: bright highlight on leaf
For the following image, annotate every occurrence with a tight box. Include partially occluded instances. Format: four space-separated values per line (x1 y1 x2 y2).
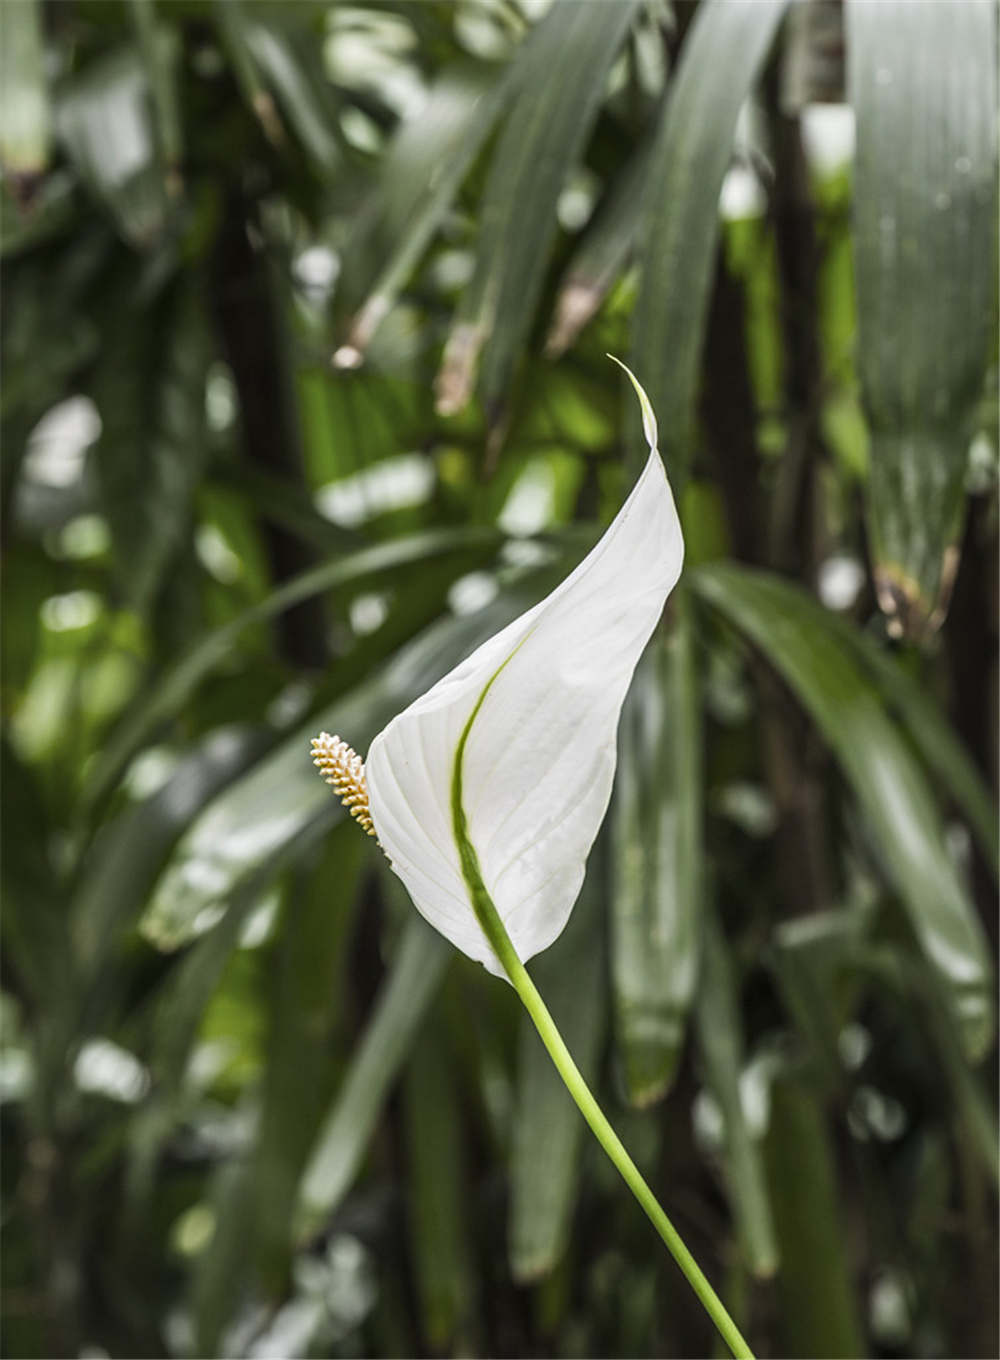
315 360 683 974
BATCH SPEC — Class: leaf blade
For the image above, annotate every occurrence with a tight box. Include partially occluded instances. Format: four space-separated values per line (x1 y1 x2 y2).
693 562 994 1058
438 0 641 416
297 910 450 1229
847 0 997 636
611 598 700 1107
631 0 788 478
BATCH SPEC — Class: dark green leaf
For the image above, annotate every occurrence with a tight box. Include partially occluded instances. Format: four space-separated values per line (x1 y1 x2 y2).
254 822 366 1286
693 563 994 1059
438 0 641 417
297 909 451 1232
128 0 183 180
847 0 997 637
340 63 513 352
695 899 779 1278
832 616 998 873
219 2 341 176
611 598 699 1107
547 133 655 357
84 526 510 811
764 1073 865 1358
72 725 268 983
56 45 168 246
90 281 212 613
631 0 787 478
404 1011 476 1350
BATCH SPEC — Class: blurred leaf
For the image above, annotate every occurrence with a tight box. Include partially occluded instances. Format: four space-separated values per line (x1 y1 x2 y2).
834 617 998 873
194 1158 256 1357
211 459 363 557
847 0 997 638
611 599 699 1108
763 1073 865 1358
898 956 1000 1189
508 842 607 1282
437 0 640 418
1 737 74 1009
72 725 268 983
770 909 867 1092
631 0 787 477
56 44 168 246
84 526 509 811
91 280 212 614
149 820 329 1095
219 1 341 176
341 63 513 353
213 0 284 148
695 899 779 1279
404 1011 475 1351
693 563 995 1059
0 173 77 259
297 909 450 1233
546 132 655 357
255 822 367 1287
0 0 51 181
128 0 183 182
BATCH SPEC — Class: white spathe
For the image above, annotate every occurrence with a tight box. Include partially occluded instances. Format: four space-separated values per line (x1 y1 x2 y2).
366 366 683 975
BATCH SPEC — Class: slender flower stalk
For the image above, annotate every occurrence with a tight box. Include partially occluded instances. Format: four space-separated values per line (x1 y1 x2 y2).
311 360 754 1359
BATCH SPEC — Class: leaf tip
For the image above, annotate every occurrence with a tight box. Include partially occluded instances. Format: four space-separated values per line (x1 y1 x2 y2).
607 354 658 452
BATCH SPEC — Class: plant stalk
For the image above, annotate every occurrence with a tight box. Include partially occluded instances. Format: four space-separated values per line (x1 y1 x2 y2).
452 666 755 1359
501 931 754 1360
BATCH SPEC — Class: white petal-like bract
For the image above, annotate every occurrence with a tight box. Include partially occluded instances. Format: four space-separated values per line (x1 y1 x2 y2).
365 370 683 974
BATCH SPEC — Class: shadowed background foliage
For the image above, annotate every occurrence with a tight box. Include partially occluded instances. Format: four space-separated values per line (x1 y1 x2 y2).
1 1 997 1357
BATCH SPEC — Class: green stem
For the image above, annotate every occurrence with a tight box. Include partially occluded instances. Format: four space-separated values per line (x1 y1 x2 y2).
450 686 755 1359
502 927 753 1360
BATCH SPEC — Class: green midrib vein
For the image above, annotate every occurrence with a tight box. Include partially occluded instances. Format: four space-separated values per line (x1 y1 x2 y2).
450 652 524 977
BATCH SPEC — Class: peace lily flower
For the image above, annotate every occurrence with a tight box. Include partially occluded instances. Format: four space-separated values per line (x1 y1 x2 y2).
311 361 753 1360
313 361 681 972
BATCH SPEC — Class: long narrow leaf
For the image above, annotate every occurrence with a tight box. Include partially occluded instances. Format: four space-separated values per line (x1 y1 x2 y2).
90 282 211 613
221 2 341 176
73 726 268 980
547 133 656 358
56 44 167 246
297 911 450 1231
763 1074 865 1358
341 64 513 354
847 0 997 638
693 562 994 1059
437 0 640 417
0 0 51 180
84 526 508 810
695 899 779 1279
254 823 367 1287
631 0 787 477
404 1013 476 1349
128 0 183 182
611 597 699 1108
830 613 997 872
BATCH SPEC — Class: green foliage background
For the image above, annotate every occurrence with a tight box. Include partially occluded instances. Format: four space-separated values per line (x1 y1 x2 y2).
1 1 997 1357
